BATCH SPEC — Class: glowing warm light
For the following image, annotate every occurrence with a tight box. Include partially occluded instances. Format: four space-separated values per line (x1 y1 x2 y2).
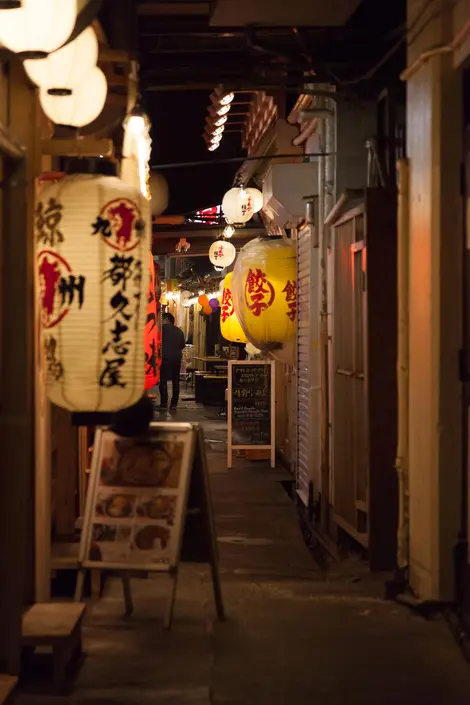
223 225 235 238
208 142 220 152
212 125 225 137
39 66 107 128
0 0 77 56
214 115 227 128
216 103 231 117
24 27 97 92
220 92 234 106
222 187 254 224
209 240 236 268
246 187 263 213
220 273 248 344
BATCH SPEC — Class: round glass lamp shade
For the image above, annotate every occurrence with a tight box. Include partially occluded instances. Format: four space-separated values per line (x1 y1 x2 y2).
245 187 263 213
36 173 149 412
209 240 236 268
222 187 254 224
39 66 107 127
0 0 77 57
24 27 98 93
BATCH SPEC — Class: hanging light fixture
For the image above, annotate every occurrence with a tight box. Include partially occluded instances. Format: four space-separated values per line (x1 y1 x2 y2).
24 27 98 95
222 187 254 224
36 158 149 412
39 66 107 128
209 240 236 268
223 225 235 239
245 187 263 214
0 0 77 59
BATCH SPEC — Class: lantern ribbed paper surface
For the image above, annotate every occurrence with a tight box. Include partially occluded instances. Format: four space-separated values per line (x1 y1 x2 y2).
209 239 236 268
25 27 98 92
232 237 297 349
220 273 247 343
36 173 149 411
0 0 77 55
39 66 107 128
145 251 161 390
221 187 254 224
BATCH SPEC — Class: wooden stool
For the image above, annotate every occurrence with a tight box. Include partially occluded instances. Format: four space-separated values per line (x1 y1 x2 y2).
0 675 17 704
22 602 86 691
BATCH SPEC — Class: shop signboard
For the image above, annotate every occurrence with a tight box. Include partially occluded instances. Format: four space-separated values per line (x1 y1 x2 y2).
76 422 223 628
227 360 275 468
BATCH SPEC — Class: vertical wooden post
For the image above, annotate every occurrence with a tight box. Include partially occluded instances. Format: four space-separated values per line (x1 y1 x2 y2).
0 61 41 673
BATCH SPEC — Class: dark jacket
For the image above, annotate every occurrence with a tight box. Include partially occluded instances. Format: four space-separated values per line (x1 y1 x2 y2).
162 322 186 361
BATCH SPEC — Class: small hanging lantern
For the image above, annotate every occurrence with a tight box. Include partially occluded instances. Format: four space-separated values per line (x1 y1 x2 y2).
232 237 296 349
220 273 247 344
0 0 77 58
39 66 107 128
144 252 161 390
24 27 98 94
222 187 254 224
36 159 149 412
209 239 236 268
245 187 263 213
175 237 191 253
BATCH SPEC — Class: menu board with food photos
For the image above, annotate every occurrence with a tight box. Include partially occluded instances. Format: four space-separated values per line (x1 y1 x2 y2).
79 423 195 572
227 360 275 469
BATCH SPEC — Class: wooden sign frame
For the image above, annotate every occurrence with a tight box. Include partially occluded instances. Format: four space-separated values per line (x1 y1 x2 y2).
75 422 223 629
227 360 275 469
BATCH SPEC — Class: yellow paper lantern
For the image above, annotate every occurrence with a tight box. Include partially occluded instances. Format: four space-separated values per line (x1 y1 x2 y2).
220 273 247 344
232 237 296 349
36 167 149 412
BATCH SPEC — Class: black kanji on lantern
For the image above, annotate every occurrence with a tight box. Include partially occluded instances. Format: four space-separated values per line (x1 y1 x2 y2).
58 275 85 308
102 254 135 290
91 215 112 239
145 339 157 376
35 197 64 247
99 357 126 388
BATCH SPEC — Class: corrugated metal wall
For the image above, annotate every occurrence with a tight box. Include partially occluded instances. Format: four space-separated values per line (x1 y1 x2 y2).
296 225 321 506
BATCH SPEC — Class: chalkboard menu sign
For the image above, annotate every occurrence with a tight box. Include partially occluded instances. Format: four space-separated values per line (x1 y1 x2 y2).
227 361 275 468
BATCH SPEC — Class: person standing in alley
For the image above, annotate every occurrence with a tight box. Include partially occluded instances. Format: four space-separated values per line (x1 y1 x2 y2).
159 312 186 410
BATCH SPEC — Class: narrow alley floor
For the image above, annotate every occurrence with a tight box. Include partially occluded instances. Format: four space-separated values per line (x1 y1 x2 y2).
16 403 470 704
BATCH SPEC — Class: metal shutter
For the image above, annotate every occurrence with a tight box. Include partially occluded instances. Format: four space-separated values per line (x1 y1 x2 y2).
296 225 321 506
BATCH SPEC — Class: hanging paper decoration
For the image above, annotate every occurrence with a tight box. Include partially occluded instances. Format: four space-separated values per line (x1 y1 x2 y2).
175 237 191 253
222 187 254 224
144 252 161 390
39 66 107 128
232 237 296 349
149 172 169 216
0 0 77 57
209 298 219 311
245 188 263 213
36 169 149 411
24 27 98 93
220 272 247 344
209 239 236 268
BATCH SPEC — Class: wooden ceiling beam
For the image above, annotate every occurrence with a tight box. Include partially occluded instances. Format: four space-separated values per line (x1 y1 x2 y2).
137 2 210 16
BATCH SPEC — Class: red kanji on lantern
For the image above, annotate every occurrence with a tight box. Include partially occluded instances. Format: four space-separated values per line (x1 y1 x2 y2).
282 280 297 322
244 267 275 317
221 287 234 322
214 244 225 260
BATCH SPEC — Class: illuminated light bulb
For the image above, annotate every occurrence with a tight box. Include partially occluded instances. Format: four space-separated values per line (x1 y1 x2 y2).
214 115 227 128
216 103 231 117
220 92 234 106
212 125 225 137
208 142 220 152
223 225 235 238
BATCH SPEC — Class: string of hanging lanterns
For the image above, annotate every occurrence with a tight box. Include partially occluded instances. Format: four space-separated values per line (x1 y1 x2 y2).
203 88 235 152
0 0 108 129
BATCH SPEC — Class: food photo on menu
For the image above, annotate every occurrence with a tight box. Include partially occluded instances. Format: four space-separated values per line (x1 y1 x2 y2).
99 437 184 489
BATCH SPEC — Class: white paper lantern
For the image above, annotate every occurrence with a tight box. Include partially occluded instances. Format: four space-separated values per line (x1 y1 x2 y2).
39 66 107 128
209 240 236 268
36 172 149 411
222 187 254 224
180 290 192 307
0 0 77 56
245 187 263 213
24 27 98 93
149 172 169 216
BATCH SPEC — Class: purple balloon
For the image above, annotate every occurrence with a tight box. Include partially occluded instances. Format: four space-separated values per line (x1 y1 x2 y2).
209 298 219 311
